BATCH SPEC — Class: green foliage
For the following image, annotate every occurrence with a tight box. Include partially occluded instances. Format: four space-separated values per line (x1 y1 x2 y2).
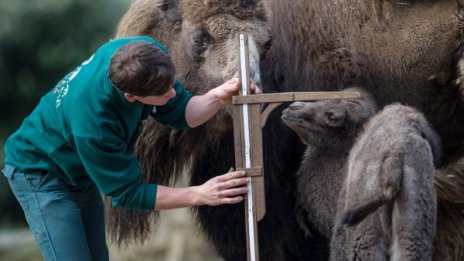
0 0 130 226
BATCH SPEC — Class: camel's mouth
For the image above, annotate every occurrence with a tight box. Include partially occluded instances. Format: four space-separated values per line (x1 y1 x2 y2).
282 114 309 129
281 114 304 131
282 114 329 134
281 114 300 123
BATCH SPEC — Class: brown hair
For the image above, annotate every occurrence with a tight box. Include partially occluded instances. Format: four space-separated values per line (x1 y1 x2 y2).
109 42 176 96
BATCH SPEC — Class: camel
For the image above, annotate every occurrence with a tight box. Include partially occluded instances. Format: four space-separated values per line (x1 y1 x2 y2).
106 0 464 260
281 93 440 260
281 87 378 239
332 104 440 261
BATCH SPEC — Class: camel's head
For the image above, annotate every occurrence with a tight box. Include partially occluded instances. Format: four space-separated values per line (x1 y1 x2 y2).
177 0 271 131
282 88 378 150
177 0 270 90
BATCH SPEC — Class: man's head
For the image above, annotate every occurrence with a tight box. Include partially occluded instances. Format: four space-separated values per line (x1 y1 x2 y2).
109 42 176 105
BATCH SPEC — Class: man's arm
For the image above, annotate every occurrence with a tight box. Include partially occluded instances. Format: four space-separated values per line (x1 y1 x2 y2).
185 78 260 127
185 78 240 127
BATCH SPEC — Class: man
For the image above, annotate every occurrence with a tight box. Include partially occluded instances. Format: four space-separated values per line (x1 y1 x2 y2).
2 36 256 260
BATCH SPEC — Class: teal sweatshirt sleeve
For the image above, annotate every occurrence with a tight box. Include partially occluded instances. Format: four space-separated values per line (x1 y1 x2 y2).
151 80 193 130
74 135 157 210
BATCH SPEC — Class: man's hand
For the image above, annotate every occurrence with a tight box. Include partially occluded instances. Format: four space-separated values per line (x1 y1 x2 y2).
154 169 248 210
185 78 261 127
212 77 261 105
194 168 249 206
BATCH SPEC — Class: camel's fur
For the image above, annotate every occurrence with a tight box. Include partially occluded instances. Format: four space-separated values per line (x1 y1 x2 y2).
332 104 439 261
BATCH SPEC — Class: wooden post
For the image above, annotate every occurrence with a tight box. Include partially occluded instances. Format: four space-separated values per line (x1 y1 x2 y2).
232 33 360 261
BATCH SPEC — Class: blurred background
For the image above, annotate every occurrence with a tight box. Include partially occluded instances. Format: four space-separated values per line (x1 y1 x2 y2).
0 0 221 260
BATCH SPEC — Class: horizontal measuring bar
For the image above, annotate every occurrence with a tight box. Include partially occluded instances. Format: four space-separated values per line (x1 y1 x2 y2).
237 167 263 177
232 91 360 105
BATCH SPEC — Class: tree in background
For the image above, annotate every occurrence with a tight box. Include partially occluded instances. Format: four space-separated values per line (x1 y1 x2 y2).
0 0 129 226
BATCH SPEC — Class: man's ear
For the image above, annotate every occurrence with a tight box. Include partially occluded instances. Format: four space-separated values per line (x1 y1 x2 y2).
124 93 137 102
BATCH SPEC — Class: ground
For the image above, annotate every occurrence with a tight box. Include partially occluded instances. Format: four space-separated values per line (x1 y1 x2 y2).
0 208 221 261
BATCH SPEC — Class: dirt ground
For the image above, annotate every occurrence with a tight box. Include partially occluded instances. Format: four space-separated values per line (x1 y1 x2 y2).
109 208 224 261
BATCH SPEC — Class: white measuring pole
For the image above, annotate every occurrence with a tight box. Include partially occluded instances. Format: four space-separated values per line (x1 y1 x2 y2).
239 33 256 261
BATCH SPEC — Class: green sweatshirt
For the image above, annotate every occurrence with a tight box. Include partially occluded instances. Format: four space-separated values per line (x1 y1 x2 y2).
4 36 193 210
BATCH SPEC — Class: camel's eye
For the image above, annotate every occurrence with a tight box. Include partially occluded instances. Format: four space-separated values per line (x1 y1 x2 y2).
191 29 211 57
159 1 176 11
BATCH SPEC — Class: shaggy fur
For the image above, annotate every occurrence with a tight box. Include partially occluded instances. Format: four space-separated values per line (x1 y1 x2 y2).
281 88 378 239
261 1 464 259
332 104 440 261
107 0 464 260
